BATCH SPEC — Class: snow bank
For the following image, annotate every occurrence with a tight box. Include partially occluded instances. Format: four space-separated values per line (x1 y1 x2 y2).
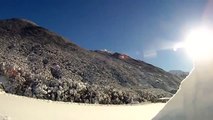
153 60 213 120
0 91 165 120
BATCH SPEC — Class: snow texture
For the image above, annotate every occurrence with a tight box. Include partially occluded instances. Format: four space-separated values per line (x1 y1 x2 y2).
0 91 165 120
153 61 213 120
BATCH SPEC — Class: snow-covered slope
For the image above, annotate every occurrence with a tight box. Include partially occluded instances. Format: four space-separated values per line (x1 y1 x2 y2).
169 70 189 80
154 61 213 119
0 91 165 120
0 18 182 104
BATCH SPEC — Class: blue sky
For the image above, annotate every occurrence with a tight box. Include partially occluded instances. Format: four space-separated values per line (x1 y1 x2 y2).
0 0 208 71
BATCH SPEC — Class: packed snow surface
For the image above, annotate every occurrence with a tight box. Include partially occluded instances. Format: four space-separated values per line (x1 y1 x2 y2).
0 91 165 120
154 61 213 120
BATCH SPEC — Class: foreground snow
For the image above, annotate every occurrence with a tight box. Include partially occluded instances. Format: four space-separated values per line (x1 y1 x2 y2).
0 91 165 120
154 63 213 119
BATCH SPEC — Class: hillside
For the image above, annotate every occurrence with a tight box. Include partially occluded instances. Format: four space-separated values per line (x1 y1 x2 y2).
0 18 182 104
169 70 189 80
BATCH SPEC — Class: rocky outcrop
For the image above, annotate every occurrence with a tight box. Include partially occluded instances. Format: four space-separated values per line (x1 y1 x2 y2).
0 18 182 104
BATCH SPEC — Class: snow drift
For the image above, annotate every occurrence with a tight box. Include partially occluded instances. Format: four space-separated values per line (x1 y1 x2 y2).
153 60 213 119
0 91 165 120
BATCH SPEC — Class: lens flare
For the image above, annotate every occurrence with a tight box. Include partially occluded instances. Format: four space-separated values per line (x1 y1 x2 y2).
174 26 213 61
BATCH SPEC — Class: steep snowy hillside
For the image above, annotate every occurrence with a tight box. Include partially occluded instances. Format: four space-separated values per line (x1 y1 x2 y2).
169 70 189 81
0 18 182 104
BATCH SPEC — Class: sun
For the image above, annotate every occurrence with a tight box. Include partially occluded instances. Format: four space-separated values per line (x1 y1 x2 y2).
174 26 213 61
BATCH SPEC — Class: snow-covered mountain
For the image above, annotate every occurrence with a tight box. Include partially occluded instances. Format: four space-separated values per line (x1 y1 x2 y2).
0 18 183 104
169 70 189 80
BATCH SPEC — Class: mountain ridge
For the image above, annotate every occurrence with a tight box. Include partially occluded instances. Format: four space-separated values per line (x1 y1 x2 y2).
169 70 189 80
0 18 183 104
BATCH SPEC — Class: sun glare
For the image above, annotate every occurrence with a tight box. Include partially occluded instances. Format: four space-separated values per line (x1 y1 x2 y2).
175 26 213 61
